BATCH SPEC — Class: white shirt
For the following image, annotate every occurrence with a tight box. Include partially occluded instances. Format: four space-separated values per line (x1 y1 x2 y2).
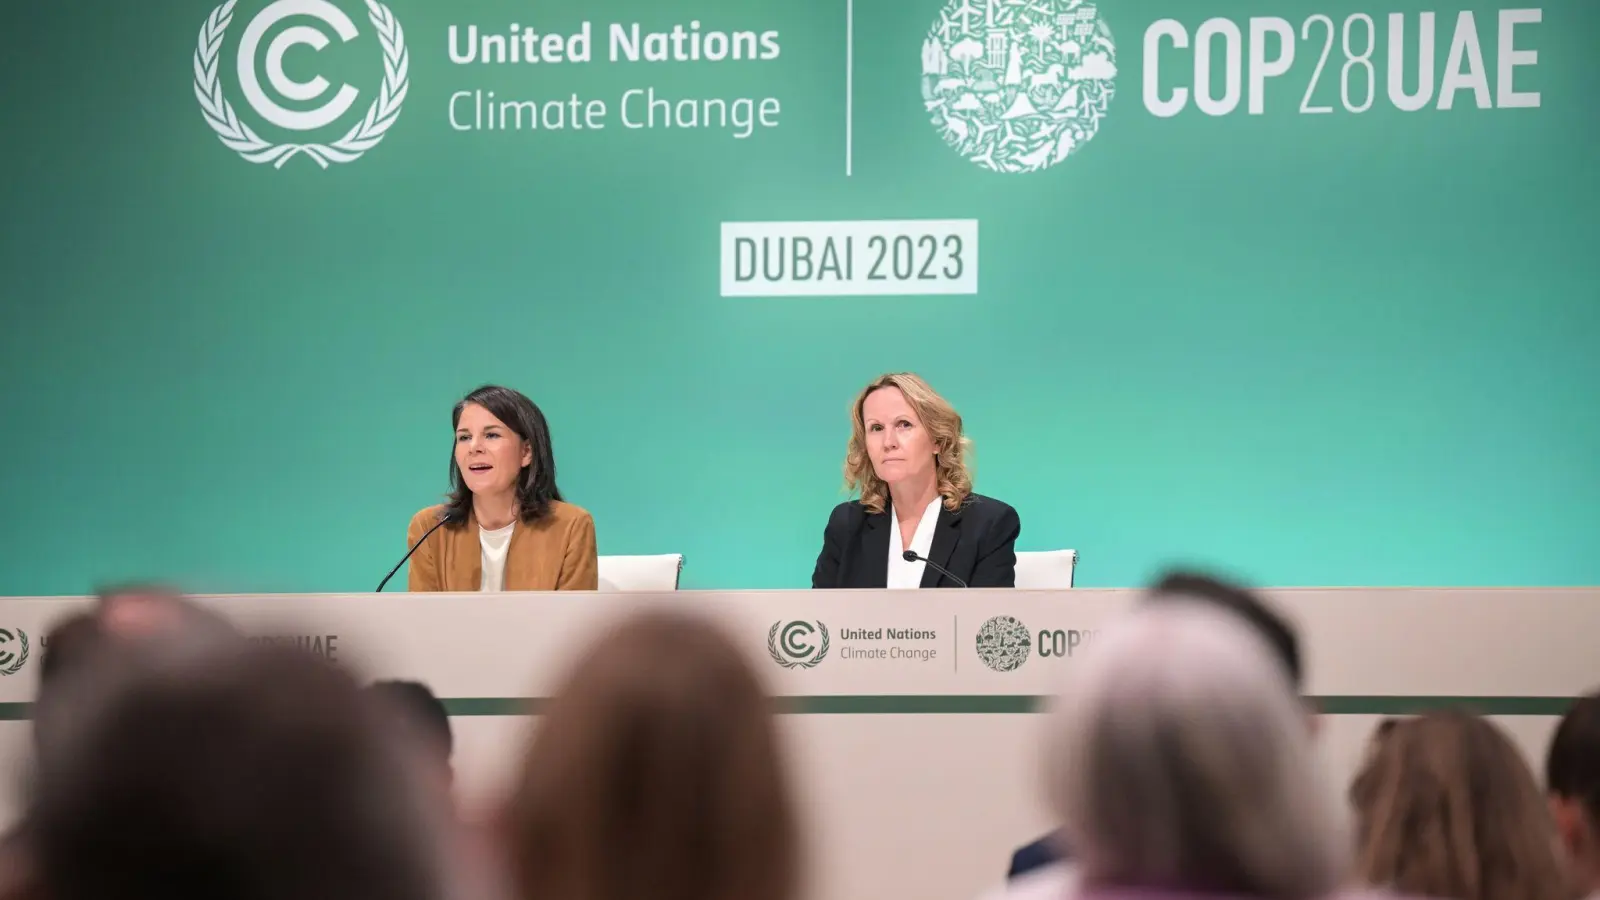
479 521 515 592
886 496 944 589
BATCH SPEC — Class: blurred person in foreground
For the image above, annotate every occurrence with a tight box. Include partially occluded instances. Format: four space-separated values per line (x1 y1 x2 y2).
93 582 194 637
1006 569 1311 882
1548 692 1600 900
501 606 801 900
1350 709 1572 900
365 679 511 900
27 637 454 900
989 601 1350 900
34 588 236 752
366 679 455 798
0 593 241 900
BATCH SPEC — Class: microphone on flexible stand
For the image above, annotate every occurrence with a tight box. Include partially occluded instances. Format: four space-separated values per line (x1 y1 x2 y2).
376 508 459 592
902 550 969 588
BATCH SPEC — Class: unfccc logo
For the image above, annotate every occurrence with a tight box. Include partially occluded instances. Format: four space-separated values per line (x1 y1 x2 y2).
768 620 830 669
193 0 408 168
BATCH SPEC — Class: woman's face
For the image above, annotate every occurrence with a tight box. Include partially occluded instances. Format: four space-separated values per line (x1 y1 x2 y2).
455 403 532 498
861 387 938 490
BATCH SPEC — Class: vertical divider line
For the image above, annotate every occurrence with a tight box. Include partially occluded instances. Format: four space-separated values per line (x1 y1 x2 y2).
846 0 854 176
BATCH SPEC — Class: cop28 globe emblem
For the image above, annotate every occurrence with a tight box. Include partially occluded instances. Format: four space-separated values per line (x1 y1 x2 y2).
921 0 1116 174
192 0 409 169
768 621 830 669
975 616 1030 672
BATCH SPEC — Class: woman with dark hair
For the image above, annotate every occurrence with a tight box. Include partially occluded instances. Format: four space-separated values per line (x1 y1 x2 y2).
407 385 597 592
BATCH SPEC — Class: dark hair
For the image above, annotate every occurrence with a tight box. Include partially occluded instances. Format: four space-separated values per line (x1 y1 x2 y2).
39 613 110 694
445 385 561 524
1145 570 1303 690
1547 691 1600 821
30 642 446 900
506 608 800 900
366 680 453 759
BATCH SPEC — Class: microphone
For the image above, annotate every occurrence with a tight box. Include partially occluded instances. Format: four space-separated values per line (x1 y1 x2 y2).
376 509 458 592
902 550 969 588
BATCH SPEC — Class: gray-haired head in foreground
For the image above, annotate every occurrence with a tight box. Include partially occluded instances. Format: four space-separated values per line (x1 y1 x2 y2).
1043 603 1349 900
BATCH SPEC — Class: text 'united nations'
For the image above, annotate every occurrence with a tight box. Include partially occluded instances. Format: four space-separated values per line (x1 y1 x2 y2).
446 21 783 138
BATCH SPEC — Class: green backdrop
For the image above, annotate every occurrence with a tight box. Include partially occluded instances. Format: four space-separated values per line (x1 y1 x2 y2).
1 0 1594 595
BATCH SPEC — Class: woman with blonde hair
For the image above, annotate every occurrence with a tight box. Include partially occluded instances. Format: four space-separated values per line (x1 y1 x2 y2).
811 372 1019 589
500 607 801 900
1349 709 1572 900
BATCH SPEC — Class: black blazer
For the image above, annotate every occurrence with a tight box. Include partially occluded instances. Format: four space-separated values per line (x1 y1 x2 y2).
811 493 1021 589
1007 830 1068 879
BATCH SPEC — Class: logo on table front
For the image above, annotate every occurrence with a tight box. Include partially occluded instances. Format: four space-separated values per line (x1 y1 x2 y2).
921 0 1116 174
0 629 30 676
975 615 1030 672
193 0 409 169
769 620 830 669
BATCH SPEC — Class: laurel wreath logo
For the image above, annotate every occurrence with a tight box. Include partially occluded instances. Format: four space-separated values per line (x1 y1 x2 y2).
0 630 30 677
192 0 409 169
768 621 830 669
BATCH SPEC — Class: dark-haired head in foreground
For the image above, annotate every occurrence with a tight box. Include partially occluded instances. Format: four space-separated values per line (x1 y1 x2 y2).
1547 691 1600 895
36 593 237 757
29 640 448 900
366 679 455 797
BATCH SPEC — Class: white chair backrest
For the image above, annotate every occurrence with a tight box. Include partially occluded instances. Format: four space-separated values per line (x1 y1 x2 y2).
1014 550 1077 589
597 554 685 592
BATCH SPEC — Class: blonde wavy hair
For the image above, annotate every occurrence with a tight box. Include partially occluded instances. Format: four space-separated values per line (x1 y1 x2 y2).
844 373 972 515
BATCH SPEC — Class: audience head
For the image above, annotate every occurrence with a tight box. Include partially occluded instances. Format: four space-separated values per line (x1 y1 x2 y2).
1548 693 1600 888
29 639 449 900
1350 709 1569 900
846 372 971 513
1144 570 1303 691
504 606 799 900
366 679 455 794
1044 601 1348 900
93 584 236 642
38 613 110 696
36 593 234 756
447 384 561 524
33 612 112 755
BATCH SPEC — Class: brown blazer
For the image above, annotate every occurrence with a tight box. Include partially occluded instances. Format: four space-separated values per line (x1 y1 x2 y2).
405 501 598 592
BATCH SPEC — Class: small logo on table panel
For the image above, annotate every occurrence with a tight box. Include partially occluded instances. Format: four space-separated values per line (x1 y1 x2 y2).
975 615 1030 672
0 629 30 676
769 620 830 669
